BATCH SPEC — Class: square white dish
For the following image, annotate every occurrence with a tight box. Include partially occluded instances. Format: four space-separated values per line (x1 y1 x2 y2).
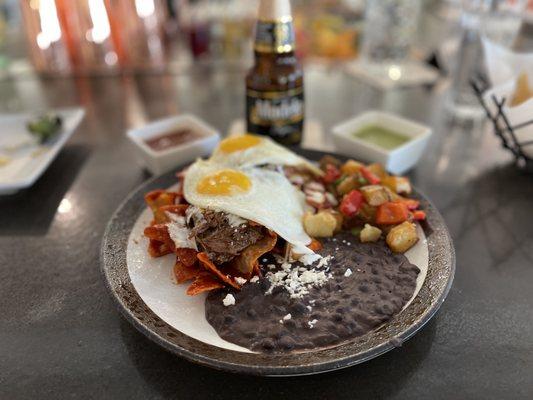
127 114 220 175
0 107 85 195
331 111 432 175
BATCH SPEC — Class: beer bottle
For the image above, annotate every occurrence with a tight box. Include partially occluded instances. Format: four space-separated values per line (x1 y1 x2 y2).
246 0 304 146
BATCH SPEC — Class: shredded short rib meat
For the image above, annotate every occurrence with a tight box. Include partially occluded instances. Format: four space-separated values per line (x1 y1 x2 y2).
189 210 264 264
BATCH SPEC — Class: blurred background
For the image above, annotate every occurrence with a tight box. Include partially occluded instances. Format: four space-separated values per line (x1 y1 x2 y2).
0 0 531 151
0 0 499 75
2 0 532 162
2 0 530 113
3 0 366 74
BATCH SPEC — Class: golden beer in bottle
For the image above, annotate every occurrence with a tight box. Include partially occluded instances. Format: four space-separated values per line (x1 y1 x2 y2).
246 0 304 145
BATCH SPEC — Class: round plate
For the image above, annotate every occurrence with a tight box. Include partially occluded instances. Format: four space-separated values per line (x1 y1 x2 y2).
101 149 455 376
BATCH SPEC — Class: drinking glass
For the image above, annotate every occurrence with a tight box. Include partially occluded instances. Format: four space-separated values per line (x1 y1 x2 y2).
360 0 421 64
358 0 422 82
447 0 526 119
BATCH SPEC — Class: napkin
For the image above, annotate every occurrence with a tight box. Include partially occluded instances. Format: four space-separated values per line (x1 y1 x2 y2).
482 38 533 157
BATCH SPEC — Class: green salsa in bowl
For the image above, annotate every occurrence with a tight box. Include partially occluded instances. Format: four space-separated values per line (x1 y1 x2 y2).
352 126 410 151
331 111 432 174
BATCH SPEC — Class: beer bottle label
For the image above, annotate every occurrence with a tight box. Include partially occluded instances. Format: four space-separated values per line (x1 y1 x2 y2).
246 87 304 141
254 17 295 54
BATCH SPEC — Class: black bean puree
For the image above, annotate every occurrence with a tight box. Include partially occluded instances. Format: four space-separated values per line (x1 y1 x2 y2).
205 232 420 353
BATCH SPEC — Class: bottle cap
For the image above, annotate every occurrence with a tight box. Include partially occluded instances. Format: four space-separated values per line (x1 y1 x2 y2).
258 0 292 22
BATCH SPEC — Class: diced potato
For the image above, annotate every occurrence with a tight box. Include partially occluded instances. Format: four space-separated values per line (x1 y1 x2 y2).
382 176 412 195
383 186 402 202
360 224 382 243
394 177 412 195
303 211 338 237
329 210 344 233
386 221 418 253
340 160 364 175
337 175 359 195
367 163 387 179
360 185 392 206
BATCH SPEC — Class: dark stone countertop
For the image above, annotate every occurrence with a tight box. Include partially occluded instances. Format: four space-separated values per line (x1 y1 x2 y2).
1 66 532 399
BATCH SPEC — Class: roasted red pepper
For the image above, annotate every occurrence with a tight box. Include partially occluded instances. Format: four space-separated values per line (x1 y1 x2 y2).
399 198 420 210
323 164 341 184
360 166 381 185
412 210 426 221
376 202 409 225
340 190 364 217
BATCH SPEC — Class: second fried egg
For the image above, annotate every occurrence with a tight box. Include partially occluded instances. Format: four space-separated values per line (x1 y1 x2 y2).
210 134 322 176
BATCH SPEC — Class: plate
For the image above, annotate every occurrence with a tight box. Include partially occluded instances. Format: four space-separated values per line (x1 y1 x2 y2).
0 108 85 195
101 149 455 376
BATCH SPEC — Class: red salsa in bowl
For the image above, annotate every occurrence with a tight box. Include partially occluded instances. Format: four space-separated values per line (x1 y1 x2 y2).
144 129 203 152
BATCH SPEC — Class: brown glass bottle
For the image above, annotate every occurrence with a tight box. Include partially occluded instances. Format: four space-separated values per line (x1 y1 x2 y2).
246 0 304 146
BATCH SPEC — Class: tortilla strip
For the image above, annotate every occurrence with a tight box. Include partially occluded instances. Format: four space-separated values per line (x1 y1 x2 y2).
175 248 198 267
144 190 181 224
186 273 224 295
144 224 171 243
144 224 178 257
229 230 277 278
159 204 189 218
148 239 172 257
197 252 240 289
173 260 202 284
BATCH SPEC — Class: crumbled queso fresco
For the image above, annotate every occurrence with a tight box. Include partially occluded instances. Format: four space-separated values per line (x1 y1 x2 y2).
279 313 293 324
234 277 247 285
222 294 235 306
264 255 334 299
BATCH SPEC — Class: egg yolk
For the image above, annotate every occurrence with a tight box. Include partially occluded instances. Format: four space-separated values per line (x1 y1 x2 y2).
218 134 262 153
197 169 252 196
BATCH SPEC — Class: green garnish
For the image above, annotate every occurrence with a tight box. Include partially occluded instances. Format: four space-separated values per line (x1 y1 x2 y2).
27 114 63 144
334 175 346 186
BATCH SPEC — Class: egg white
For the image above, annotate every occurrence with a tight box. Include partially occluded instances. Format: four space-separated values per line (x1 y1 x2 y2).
183 160 312 249
210 135 322 175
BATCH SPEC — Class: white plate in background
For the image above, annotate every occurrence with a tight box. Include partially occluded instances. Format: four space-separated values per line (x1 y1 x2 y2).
0 107 85 195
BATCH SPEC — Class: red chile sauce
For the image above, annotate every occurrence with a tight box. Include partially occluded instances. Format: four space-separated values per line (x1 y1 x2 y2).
145 129 202 152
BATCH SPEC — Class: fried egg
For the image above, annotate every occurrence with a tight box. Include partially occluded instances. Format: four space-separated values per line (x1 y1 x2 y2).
183 160 312 249
209 134 322 175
